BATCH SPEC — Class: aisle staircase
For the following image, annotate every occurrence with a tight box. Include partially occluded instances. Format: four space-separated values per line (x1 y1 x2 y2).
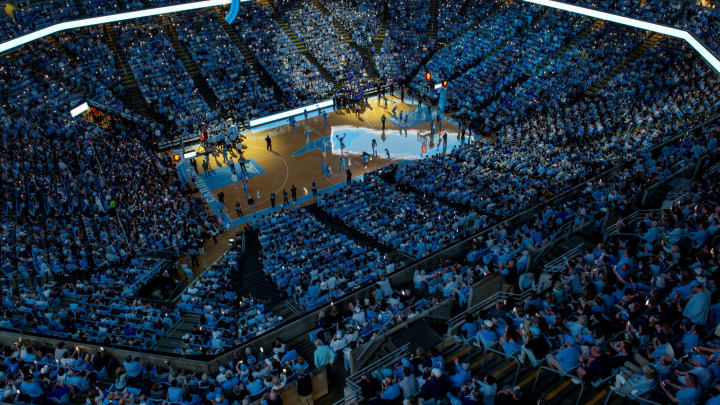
215 8 286 101
427 0 439 41
340 313 624 405
459 0 475 15
372 0 388 53
25 42 86 97
444 7 550 83
257 0 338 87
358 46 380 78
403 0 507 85
434 337 615 405
46 35 131 106
643 175 691 209
301 51 338 88
71 0 87 16
422 286 627 405
232 229 298 321
45 35 79 63
311 0 379 78
304 204 415 265
531 233 593 273
372 21 387 53
27 63 92 103
586 32 662 95
256 0 276 14
160 15 220 110
102 24 168 126
466 17 599 114
38 37 125 106
533 19 603 74
153 313 201 352
312 0 353 44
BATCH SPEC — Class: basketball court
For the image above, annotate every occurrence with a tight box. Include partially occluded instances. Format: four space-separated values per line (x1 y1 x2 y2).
179 94 463 270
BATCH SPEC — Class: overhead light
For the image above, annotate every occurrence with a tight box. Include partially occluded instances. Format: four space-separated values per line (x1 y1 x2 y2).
0 0 248 54
249 100 333 127
183 150 197 159
522 0 720 74
70 102 89 117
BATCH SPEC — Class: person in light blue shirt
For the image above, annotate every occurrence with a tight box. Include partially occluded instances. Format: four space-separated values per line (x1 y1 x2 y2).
677 355 712 390
518 271 535 291
683 285 711 326
123 356 142 379
660 373 702 405
682 324 701 352
500 328 521 356
246 374 265 396
548 340 580 373
613 365 658 396
450 359 472 388
473 375 497 405
461 314 478 340
64 372 89 392
167 380 184 402
649 335 675 362
313 340 336 369
430 347 444 370
477 320 499 344
20 376 45 399
380 377 401 401
649 357 672 378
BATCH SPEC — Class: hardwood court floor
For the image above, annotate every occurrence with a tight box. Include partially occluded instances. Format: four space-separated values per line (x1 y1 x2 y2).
181 95 460 275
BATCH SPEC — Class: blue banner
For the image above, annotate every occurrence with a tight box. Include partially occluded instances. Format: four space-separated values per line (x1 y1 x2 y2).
225 0 240 24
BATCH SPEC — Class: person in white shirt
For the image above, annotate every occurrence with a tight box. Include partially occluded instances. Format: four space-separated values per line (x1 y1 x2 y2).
330 331 346 352
54 343 68 360
352 306 366 324
398 367 418 399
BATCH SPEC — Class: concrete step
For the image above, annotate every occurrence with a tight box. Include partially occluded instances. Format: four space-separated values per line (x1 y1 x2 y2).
586 32 663 95
102 23 170 127
161 15 220 110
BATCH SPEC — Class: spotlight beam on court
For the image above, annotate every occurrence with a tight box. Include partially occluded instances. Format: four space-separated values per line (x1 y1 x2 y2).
522 0 720 74
0 0 248 54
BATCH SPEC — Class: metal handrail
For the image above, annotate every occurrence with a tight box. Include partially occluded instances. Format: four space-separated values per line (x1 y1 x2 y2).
543 243 585 274
173 232 246 303
355 298 433 363
332 380 363 405
661 191 689 210
340 342 411 403
444 273 560 343
605 208 664 239
661 178 692 209
709 161 720 175
447 289 534 332
349 342 411 382
136 247 178 258
528 217 590 273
